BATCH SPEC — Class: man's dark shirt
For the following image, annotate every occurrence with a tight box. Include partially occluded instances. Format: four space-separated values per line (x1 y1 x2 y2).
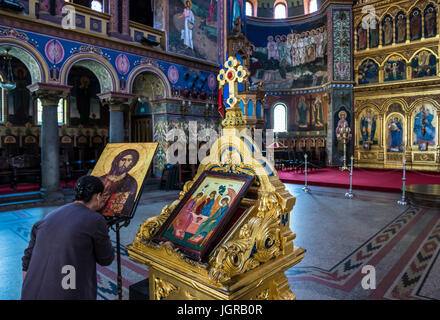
21 202 115 300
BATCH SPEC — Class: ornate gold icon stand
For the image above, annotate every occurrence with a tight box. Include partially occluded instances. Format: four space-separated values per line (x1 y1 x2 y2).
127 57 305 300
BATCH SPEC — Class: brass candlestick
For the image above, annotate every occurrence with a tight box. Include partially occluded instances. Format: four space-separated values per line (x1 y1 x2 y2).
336 123 352 171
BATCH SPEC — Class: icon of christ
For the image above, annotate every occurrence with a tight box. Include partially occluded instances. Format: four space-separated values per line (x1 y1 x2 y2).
100 149 139 217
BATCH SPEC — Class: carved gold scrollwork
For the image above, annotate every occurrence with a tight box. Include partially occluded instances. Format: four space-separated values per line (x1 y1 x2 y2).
137 204 174 241
414 153 435 162
153 277 178 300
207 193 284 285
252 289 270 300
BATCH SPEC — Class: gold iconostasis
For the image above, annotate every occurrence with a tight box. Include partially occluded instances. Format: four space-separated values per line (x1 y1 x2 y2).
353 0 440 171
354 97 439 171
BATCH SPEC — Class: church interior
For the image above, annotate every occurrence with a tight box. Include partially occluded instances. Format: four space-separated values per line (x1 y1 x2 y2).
0 0 439 301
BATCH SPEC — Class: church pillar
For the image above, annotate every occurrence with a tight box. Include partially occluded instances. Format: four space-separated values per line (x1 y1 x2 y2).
27 83 71 203
98 92 135 143
327 5 354 167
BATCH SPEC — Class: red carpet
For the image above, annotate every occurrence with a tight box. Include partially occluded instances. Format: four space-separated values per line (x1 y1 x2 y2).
0 181 76 196
278 168 440 193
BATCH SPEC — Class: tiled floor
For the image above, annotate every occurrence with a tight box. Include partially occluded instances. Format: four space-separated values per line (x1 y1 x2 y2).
1 185 439 300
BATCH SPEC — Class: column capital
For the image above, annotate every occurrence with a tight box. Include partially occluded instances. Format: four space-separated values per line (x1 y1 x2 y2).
98 91 136 111
27 83 72 106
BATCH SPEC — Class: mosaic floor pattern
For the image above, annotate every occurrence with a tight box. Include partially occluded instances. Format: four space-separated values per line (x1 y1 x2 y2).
0 186 439 300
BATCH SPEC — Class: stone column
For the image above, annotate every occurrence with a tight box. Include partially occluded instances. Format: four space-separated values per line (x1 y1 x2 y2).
98 92 135 143
27 83 71 203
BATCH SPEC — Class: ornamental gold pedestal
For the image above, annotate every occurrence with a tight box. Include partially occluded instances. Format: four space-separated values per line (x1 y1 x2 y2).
127 57 305 300
127 128 305 300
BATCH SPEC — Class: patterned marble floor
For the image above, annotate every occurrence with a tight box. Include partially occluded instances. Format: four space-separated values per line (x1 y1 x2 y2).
0 186 438 300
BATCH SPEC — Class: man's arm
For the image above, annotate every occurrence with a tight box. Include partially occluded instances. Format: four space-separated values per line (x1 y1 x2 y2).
93 217 115 266
22 221 42 275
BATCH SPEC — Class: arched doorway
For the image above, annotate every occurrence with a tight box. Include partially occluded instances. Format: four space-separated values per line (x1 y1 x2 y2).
67 66 109 127
131 71 166 143
62 58 115 175
2 56 33 126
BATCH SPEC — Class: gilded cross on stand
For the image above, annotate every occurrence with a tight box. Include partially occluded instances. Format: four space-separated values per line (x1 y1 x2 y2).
217 57 248 128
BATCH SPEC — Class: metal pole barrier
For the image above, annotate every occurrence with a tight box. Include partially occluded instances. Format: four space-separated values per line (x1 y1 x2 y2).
302 153 311 193
397 159 408 206
116 223 122 300
345 156 354 199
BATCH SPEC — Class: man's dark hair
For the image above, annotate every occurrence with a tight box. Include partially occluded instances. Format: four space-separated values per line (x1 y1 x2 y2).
109 149 140 175
74 176 104 203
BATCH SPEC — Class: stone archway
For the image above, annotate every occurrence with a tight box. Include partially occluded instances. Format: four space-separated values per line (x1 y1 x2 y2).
60 54 118 93
0 42 48 83
130 71 167 144
132 71 167 101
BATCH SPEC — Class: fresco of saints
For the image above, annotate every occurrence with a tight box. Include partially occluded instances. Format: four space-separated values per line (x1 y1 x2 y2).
297 97 309 128
298 34 306 65
188 197 230 245
249 45 263 76
360 108 377 143
316 28 325 58
396 14 406 43
279 35 289 65
388 117 404 152
306 31 316 63
311 97 324 127
100 149 139 217
425 7 437 38
180 0 195 50
411 10 422 40
291 34 299 67
383 17 393 45
414 105 436 145
285 34 293 65
267 36 279 61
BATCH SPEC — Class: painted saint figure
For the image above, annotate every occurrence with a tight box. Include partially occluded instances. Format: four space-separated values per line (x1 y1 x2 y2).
297 97 309 128
200 191 217 216
425 7 436 38
370 27 379 48
180 0 195 50
311 97 324 127
100 149 139 217
358 25 367 50
383 17 393 45
396 14 406 43
411 10 422 40
267 36 279 61
388 117 403 152
336 110 350 151
414 105 436 145
172 192 203 239
360 108 377 143
188 197 230 245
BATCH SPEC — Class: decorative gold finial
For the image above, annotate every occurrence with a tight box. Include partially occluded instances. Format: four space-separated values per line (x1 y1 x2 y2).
217 57 248 128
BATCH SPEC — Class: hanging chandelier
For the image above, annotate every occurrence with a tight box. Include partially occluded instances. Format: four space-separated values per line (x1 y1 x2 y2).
0 48 16 91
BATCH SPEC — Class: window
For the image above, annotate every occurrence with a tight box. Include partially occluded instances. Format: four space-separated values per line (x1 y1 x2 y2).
309 0 318 13
273 104 287 132
37 98 66 125
246 1 254 17
91 0 103 12
274 3 287 19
